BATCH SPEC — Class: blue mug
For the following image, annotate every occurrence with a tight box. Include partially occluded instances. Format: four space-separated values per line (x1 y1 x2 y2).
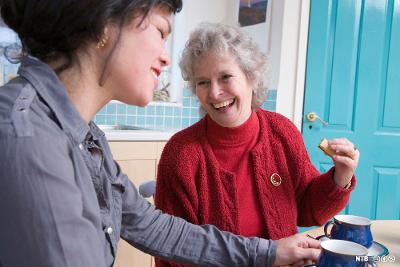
324 215 373 248
317 240 376 267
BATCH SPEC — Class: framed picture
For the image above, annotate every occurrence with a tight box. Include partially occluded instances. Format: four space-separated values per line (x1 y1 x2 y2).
236 0 272 54
239 0 269 27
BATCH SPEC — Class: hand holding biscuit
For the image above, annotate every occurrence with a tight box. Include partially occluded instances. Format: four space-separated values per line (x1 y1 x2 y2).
319 138 360 188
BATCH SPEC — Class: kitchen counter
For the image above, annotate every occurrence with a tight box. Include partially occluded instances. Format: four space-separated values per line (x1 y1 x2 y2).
103 129 178 141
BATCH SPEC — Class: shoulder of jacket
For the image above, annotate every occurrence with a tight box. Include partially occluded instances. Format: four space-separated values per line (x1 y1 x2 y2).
0 77 37 137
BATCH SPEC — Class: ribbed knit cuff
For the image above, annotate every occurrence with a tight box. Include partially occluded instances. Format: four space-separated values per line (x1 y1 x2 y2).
317 167 356 200
256 238 277 267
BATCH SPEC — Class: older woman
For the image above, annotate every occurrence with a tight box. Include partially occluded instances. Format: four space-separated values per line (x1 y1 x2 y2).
155 22 360 267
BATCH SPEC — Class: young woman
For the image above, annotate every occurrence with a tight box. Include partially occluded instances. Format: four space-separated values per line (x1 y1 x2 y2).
155 23 360 267
0 2 321 267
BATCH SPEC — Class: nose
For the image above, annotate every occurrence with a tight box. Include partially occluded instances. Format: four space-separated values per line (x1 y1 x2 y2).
160 47 170 67
208 81 223 99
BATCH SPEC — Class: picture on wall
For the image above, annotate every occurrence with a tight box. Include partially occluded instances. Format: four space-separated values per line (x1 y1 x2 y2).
238 0 268 27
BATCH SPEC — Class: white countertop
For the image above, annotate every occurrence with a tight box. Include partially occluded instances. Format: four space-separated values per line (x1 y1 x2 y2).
103 129 178 141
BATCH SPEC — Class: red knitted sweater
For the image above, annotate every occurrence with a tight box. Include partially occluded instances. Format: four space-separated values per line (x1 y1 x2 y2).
206 112 265 237
155 109 355 267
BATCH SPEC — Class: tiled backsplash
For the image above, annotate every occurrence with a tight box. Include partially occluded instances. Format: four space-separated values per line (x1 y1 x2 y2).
0 60 276 132
94 89 277 131
1 28 276 132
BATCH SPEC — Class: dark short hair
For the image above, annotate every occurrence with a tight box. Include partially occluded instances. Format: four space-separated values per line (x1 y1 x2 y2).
0 0 182 70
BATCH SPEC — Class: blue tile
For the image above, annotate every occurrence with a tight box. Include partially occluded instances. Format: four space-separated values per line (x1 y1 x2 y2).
173 107 182 117
137 107 146 115
106 115 116 125
137 116 145 126
165 117 173 128
190 118 199 125
183 88 193 97
98 106 107 115
190 107 200 118
270 102 276 111
95 115 106 124
183 97 191 107
127 105 136 115
183 89 190 97
263 101 276 111
117 116 126 125
165 107 174 116
156 106 164 116
190 97 200 108
261 102 268 110
267 89 277 100
147 106 155 115
182 107 191 116
173 117 181 128
107 103 116 114
146 116 155 127
182 118 190 128
156 117 164 127
126 116 136 125
117 104 127 114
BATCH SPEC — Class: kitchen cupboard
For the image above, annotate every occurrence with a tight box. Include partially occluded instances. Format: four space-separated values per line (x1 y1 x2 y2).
109 141 166 267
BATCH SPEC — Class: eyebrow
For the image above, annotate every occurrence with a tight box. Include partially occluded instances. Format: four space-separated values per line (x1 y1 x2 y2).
194 77 208 82
194 70 232 80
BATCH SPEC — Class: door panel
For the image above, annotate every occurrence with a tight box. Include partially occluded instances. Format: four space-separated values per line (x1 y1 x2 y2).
303 0 400 220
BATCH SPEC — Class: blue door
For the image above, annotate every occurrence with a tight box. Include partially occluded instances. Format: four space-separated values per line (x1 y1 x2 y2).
303 0 400 219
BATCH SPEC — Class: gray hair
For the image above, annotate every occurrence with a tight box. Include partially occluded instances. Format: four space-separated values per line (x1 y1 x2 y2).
179 22 269 107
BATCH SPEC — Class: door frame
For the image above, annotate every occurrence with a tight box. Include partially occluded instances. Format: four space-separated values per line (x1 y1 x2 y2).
276 0 310 129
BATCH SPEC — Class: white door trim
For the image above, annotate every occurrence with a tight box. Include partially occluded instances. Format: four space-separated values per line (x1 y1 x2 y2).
276 0 310 130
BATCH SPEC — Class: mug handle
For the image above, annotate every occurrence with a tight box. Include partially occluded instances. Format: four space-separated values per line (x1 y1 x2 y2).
323 221 334 238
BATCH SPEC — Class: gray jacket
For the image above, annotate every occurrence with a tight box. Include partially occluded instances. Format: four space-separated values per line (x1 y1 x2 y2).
0 57 276 267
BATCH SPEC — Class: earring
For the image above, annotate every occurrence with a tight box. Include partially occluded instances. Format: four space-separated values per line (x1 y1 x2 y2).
96 28 108 49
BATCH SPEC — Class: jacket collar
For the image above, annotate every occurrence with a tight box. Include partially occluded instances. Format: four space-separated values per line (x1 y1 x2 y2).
18 56 90 145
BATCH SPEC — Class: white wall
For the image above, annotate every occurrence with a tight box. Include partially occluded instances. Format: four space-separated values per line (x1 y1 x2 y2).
183 0 231 35
168 0 230 103
185 0 285 91
176 0 310 128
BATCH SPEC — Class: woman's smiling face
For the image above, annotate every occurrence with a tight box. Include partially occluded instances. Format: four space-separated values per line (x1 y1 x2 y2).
104 5 172 106
193 52 254 128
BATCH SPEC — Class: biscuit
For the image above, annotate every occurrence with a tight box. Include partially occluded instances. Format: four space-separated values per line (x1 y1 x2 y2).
318 138 336 157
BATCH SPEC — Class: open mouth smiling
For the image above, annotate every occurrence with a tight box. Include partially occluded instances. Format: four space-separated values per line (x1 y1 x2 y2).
212 98 235 110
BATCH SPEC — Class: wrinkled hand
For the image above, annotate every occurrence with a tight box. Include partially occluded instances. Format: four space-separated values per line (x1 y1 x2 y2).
328 138 360 188
274 234 321 267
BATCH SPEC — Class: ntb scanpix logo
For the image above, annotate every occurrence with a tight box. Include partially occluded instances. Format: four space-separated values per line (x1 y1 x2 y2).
356 255 396 263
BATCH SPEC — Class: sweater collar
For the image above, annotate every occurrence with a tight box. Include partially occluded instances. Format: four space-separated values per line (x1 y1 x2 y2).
206 111 260 147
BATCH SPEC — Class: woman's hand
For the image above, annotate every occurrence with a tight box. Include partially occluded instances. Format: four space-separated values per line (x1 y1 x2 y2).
328 138 360 188
274 234 321 267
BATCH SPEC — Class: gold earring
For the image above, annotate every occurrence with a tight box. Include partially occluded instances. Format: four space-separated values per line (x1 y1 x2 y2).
96 28 108 49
